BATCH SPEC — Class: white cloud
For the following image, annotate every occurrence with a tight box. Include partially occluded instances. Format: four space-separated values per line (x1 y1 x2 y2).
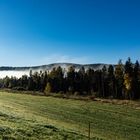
40 54 90 64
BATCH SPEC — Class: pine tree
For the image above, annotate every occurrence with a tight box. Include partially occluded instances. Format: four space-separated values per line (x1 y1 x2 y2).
67 66 75 94
56 66 64 92
133 60 140 99
86 68 95 94
125 57 133 76
107 65 115 98
76 67 86 94
115 60 124 99
48 67 64 93
101 65 107 97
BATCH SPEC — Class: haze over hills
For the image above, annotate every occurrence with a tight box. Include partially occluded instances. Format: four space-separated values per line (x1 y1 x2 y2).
0 63 110 71
0 63 110 78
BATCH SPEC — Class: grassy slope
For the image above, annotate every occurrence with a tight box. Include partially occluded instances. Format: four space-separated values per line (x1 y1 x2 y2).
0 92 140 140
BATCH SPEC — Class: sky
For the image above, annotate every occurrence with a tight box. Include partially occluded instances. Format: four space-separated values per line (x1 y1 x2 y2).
0 0 140 66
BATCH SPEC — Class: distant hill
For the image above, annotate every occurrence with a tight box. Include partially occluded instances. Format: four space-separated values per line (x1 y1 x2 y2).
0 63 111 71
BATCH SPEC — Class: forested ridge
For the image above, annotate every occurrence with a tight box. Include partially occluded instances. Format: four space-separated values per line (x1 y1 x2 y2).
0 57 140 100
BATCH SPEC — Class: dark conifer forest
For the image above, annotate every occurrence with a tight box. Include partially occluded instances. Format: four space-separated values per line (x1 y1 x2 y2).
0 58 140 100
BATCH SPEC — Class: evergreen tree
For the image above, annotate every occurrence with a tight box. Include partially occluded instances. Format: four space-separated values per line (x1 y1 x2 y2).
86 68 95 94
132 60 140 99
115 60 124 99
0 58 140 100
48 67 64 92
40 71 48 92
56 66 64 92
28 70 34 90
107 65 115 98
67 66 75 93
125 57 133 76
101 65 107 97
96 70 103 97
76 67 86 94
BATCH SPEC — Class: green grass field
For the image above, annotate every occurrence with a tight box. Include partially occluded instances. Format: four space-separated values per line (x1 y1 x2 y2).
0 92 140 140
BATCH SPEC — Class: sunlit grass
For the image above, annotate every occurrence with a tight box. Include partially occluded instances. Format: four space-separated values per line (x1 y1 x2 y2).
0 92 140 139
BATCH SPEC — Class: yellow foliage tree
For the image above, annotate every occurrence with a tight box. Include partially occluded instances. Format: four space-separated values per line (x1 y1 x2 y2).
124 74 132 91
124 73 132 99
44 82 52 94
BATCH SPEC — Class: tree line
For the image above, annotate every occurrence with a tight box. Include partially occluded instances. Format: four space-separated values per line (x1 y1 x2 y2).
0 57 140 100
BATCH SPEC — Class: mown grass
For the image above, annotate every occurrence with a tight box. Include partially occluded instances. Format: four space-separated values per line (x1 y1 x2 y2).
0 92 140 140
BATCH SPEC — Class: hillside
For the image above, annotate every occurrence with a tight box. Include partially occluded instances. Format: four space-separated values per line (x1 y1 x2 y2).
0 63 110 71
0 91 140 140
0 63 110 78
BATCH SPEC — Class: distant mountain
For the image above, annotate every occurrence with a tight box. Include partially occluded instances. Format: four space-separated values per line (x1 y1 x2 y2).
0 63 111 72
0 63 114 78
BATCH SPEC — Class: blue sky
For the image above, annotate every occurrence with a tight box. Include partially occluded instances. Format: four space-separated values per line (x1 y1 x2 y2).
0 0 140 66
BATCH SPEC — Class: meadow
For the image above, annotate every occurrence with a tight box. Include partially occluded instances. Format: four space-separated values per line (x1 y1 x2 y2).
0 92 140 140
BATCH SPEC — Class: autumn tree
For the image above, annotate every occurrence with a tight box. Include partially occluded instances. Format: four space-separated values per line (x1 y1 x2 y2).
124 58 133 99
44 82 52 94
